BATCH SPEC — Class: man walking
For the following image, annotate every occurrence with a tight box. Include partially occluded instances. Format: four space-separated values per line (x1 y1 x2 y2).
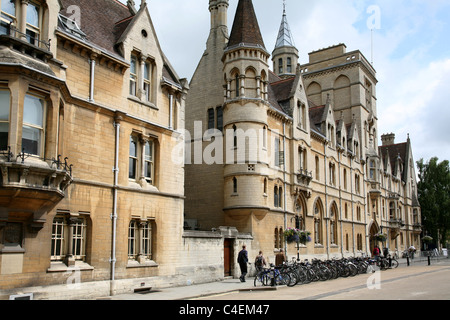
237 245 249 282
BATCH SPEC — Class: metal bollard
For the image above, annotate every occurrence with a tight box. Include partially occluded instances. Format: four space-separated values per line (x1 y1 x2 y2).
406 256 410 266
271 267 276 287
428 255 431 266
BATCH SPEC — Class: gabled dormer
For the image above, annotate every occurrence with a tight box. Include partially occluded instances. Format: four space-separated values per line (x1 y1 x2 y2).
347 120 361 160
336 114 348 153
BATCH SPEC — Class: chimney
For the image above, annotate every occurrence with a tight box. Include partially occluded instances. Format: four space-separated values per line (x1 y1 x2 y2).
381 133 395 146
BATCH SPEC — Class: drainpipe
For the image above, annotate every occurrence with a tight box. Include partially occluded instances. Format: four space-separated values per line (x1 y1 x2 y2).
324 142 329 260
169 93 173 129
110 117 121 296
89 54 97 102
283 122 287 253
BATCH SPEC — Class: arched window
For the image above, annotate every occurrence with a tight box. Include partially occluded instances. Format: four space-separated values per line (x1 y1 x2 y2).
296 195 307 231
274 186 279 207
313 199 323 245
235 74 240 98
233 177 238 194
315 156 320 180
330 204 338 245
287 57 292 73
278 58 283 74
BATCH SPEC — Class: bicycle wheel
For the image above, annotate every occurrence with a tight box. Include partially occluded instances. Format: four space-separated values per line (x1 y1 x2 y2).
390 258 399 268
295 268 307 284
277 272 291 286
254 272 269 287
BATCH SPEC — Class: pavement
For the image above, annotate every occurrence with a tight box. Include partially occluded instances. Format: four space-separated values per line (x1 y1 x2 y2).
103 256 448 301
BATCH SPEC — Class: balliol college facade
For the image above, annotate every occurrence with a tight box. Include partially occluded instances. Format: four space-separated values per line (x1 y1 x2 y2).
0 0 421 299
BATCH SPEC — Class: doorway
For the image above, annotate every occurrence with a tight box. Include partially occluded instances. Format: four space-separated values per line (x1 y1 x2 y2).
224 239 234 277
369 222 380 254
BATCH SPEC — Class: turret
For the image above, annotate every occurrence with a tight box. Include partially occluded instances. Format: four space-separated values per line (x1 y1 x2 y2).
272 2 299 78
209 0 229 29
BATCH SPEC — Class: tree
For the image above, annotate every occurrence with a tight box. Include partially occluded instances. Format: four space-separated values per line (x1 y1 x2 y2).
417 157 450 249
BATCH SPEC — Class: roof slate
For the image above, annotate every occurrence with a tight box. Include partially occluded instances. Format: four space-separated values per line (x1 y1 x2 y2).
59 0 132 57
227 0 266 49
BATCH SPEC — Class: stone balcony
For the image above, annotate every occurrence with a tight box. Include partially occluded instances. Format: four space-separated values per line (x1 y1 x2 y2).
0 152 73 232
368 181 381 198
293 168 313 199
296 168 313 186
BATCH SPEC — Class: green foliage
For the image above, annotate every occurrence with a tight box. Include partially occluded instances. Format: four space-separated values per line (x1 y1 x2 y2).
417 157 450 247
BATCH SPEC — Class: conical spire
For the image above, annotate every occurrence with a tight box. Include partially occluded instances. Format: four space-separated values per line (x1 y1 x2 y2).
227 0 265 49
274 1 295 49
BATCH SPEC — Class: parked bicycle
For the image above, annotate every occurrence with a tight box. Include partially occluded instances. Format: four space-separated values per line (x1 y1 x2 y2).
254 264 291 287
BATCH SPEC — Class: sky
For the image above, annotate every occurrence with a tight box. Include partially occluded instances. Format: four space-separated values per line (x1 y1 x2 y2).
121 0 450 166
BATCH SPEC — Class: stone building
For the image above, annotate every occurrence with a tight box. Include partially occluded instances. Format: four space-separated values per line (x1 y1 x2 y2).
0 0 195 299
185 0 422 277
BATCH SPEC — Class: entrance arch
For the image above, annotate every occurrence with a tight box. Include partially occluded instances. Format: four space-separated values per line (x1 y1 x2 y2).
368 220 380 254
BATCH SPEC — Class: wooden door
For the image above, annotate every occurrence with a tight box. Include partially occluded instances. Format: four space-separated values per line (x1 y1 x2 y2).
224 239 233 277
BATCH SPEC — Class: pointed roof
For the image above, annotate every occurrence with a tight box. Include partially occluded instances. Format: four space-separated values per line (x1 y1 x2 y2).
274 3 295 49
227 0 266 50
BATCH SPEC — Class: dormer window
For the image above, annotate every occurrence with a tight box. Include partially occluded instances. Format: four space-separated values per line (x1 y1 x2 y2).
58 14 87 41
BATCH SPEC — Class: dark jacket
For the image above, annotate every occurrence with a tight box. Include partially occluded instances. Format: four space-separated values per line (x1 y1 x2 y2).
237 249 248 265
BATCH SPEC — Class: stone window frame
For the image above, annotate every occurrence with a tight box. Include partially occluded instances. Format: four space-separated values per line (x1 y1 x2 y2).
128 132 158 187
127 218 157 268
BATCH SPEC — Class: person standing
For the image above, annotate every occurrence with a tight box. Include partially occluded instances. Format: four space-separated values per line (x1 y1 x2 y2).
237 245 249 282
373 245 381 262
275 249 287 267
254 251 267 272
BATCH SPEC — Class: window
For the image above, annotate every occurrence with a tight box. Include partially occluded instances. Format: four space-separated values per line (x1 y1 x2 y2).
278 58 283 74
130 55 138 96
207 108 214 130
2 222 23 248
0 0 16 35
128 220 154 262
330 205 338 245
233 125 237 148
389 202 395 219
51 215 87 262
144 141 154 184
129 136 138 180
314 200 323 245
216 106 223 132
263 178 267 195
0 90 10 150
274 186 279 207
369 160 376 180
329 163 336 186
262 126 267 149
26 2 40 46
315 156 320 180
287 57 292 73
129 135 157 185
343 169 347 190
22 94 44 156
232 177 238 194
143 62 152 102
274 227 283 249
235 74 240 98
355 174 360 194
273 185 283 208
274 137 280 167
